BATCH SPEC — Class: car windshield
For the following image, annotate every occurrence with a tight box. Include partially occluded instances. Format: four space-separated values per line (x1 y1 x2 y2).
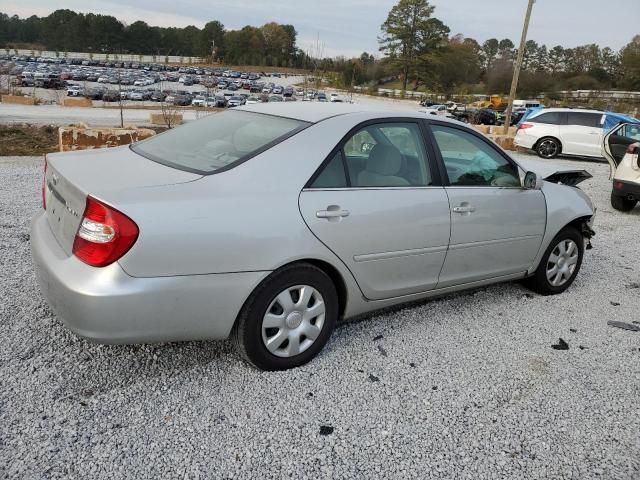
132 110 309 175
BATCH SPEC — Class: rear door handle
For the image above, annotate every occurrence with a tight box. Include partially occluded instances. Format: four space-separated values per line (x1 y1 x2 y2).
452 205 476 214
316 206 350 219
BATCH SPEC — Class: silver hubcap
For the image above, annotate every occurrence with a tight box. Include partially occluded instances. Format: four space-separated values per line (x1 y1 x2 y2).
261 285 326 358
539 140 558 158
546 239 579 287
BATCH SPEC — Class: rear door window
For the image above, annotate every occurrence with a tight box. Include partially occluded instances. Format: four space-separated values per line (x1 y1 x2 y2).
567 112 603 128
310 122 433 188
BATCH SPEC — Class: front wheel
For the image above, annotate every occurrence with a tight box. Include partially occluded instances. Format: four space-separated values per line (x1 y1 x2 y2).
611 191 637 212
524 227 584 295
231 263 338 371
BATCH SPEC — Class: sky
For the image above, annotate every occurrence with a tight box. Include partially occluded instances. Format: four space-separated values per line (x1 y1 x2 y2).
1 0 638 57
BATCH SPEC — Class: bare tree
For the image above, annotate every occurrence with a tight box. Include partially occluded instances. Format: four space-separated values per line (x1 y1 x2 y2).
159 82 180 129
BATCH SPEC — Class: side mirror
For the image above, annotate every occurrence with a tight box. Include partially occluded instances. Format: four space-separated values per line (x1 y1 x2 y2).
524 171 543 190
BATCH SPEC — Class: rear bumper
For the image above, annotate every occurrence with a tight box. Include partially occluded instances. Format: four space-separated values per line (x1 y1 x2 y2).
514 132 537 150
613 179 640 201
30 212 269 344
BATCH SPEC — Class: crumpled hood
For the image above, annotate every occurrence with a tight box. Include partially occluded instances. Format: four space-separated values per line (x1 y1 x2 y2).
515 157 592 186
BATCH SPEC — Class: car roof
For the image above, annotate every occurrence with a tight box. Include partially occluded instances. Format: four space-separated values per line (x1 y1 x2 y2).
237 102 459 124
534 108 604 114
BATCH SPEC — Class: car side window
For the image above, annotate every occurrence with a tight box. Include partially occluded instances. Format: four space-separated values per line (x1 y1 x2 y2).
310 152 347 188
619 124 640 141
311 122 432 188
567 112 603 128
431 125 521 187
532 112 566 125
347 123 432 187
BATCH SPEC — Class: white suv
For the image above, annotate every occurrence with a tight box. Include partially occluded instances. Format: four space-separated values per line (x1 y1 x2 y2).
515 108 605 159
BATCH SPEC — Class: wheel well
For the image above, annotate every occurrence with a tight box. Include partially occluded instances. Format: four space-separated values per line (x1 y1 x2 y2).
535 136 562 153
300 259 348 319
566 215 595 239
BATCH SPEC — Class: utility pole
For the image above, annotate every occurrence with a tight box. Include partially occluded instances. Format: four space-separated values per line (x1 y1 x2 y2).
503 0 535 134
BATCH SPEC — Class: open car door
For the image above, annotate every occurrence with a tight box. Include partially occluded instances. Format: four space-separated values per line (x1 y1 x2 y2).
602 123 640 178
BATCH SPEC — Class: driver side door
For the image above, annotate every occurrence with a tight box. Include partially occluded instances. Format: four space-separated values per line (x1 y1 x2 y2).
428 123 547 288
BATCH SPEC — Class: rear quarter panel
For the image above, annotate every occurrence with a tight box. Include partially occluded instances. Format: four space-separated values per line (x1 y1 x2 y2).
113 115 374 289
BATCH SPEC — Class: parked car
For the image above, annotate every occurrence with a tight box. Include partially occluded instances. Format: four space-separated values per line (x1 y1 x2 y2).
149 91 166 102
102 90 120 102
514 108 605 159
329 93 343 103
419 104 450 117
246 96 260 105
173 94 192 106
603 122 640 211
227 95 245 107
33 104 595 371
191 95 207 107
470 108 497 125
317 93 328 102
66 85 84 97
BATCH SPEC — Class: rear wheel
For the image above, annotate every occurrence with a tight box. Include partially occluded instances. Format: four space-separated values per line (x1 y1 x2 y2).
536 137 561 159
611 191 637 212
525 227 584 295
232 263 338 371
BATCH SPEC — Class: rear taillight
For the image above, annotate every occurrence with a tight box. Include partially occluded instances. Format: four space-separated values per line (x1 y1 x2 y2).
518 123 534 130
72 196 139 267
42 156 47 210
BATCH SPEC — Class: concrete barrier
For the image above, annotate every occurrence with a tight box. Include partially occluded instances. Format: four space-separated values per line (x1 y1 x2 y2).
59 125 155 152
150 112 183 126
1 94 36 105
487 134 516 151
63 98 93 108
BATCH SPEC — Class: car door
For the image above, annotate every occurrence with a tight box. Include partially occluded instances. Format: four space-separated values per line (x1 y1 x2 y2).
562 112 604 157
299 120 451 301
602 122 640 176
428 122 547 288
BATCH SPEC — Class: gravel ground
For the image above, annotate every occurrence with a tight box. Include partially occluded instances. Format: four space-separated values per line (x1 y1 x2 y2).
0 155 639 479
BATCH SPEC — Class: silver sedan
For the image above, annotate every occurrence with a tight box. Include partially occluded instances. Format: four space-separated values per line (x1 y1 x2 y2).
31 103 595 370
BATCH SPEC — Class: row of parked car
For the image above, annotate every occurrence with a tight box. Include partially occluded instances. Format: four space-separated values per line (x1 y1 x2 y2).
2 56 302 95
418 101 530 126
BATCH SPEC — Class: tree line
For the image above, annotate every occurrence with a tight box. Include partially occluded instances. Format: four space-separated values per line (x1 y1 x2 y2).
374 0 640 96
2 4 639 96
0 10 298 67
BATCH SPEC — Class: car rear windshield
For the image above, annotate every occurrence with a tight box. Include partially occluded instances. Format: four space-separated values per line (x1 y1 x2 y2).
132 110 309 175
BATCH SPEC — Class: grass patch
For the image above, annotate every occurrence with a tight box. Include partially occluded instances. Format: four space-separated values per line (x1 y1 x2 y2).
0 124 59 156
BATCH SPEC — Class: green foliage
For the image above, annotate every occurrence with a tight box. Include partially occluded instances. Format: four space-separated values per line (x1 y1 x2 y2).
379 0 449 90
620 35 640 90
0 10 296 66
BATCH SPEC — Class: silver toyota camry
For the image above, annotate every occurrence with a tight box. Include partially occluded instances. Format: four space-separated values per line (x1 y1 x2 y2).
32 103 596 370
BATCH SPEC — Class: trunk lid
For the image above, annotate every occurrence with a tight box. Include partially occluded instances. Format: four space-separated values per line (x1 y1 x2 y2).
44 145 201 255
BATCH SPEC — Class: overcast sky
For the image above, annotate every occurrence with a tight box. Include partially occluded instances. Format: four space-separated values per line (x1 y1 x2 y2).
2 0 637 57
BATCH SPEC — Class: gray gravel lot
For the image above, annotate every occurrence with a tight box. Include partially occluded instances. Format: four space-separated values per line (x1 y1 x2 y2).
1 154 639 479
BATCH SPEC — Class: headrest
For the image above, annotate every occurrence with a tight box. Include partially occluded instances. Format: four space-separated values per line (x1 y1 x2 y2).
367 144 402 175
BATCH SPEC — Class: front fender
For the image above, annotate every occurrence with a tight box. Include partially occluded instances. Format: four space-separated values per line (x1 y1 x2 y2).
528 181 595 275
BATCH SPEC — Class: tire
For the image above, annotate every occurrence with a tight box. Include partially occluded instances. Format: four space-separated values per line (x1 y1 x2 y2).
524 226 584 295
611 191 637 212
231 263 338 371
536 137 561 159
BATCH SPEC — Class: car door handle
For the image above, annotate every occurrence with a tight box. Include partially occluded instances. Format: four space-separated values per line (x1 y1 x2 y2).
452 205 476 214
316 208 350 219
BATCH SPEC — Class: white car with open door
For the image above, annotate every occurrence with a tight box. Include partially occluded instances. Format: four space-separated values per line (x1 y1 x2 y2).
603 122 640 211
